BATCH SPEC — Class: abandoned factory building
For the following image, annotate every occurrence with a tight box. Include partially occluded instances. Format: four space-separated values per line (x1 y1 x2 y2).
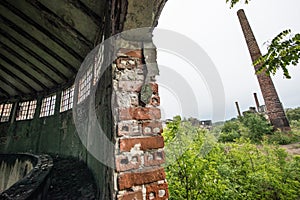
0 0 169 199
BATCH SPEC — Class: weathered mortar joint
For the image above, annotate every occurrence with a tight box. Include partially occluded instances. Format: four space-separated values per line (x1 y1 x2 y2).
117 120 142 136
149 95 160 107
117 119 162 137
146 182 169 200
117 180 168 200
142 121 163 135
116 153 142 172
144 150 165 167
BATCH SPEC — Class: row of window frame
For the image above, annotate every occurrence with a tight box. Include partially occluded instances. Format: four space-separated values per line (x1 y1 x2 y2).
0 44 104 123
0 85 74 122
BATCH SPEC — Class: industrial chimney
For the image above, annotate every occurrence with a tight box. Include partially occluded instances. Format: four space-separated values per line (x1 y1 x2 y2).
237 9 290 131
235 101 242 117
253 93 260 112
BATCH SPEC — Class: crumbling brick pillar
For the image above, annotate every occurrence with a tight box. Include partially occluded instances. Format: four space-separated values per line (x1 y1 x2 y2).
237 9 290 131
112 40 168 200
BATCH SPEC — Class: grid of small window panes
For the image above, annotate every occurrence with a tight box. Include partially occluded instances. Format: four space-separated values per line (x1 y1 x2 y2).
60 85 74 112
16 100 37 121
40 94 56 117
93 43 104 85
0 67 105 121
78 67 92 104
0 103 13 122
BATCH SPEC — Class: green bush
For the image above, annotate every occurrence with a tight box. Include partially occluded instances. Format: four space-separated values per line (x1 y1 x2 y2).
239 113 273 142
163 117 300 200
290 120 300 131
219 119 253 142
163 117 220 200
219 131 241 142
217 139 300 200
219 120 243 142
264 119 300 145
219 113 273 143
267 132 293 145
267 131 300 145
286 107 300 121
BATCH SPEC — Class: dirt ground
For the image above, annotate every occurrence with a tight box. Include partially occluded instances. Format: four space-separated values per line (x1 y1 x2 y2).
281 142 300 155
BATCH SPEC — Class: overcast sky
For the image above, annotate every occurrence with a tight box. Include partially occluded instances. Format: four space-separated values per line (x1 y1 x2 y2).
155 0 300 121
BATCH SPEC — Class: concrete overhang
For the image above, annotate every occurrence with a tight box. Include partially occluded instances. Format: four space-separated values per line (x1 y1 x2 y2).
0 0 167 102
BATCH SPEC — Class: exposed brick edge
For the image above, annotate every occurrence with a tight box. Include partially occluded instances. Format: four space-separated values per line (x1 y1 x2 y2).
119 107 161 121
117 190 143 200
118 167 165 190
119 136 164 152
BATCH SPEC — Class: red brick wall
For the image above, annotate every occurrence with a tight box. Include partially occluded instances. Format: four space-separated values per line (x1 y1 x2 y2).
113 46 168 200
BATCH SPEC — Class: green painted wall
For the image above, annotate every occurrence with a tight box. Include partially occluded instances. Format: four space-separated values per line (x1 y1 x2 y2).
0 70 114 199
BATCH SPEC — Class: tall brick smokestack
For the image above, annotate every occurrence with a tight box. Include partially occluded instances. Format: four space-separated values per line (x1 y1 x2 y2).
237 9 290 131
235 101 242 117
253 93 260 112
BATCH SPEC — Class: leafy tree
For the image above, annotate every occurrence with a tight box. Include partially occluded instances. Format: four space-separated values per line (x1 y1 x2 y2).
255 30 300 79
226 0 250 8
226 0 300 78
